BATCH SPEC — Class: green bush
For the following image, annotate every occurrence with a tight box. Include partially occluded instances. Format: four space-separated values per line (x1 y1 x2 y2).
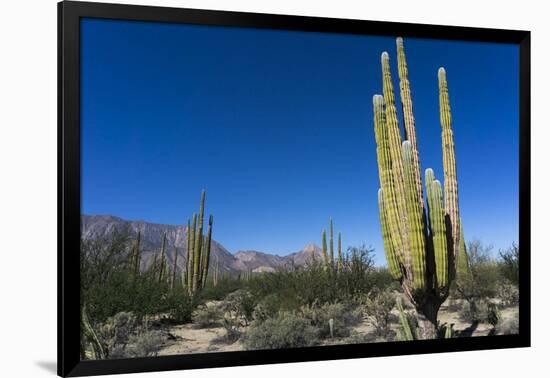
300 301 362 339
220 289 256 326
361 288 395 337
244 312 320 350
497 280 519 307
194 305 223 328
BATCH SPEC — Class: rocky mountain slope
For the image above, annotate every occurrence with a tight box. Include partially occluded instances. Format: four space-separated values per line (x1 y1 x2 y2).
81 215 321 275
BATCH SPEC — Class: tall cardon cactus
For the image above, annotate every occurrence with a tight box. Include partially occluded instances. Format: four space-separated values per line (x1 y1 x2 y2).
373 37 465 339
185 190 214 295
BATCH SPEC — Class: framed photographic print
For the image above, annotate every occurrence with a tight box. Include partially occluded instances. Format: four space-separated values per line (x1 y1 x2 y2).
58 1 530 376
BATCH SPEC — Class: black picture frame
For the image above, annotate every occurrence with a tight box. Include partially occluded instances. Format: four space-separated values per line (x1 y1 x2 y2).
58 1 531 376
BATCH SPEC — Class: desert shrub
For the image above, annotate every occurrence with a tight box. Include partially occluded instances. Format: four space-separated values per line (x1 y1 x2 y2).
453 240 500 322
125 330 164 358
497 280 520 307
97 311 138 358
220 289 256 326
244 312 320 350
199 276 244 301
220 315 242 343
499 243 519 285
165 287 196 323
361 288 395 336
193 305 223 328
300 301 362 339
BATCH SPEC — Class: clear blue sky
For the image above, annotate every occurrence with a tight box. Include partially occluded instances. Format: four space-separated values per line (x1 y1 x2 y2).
81 18 519 263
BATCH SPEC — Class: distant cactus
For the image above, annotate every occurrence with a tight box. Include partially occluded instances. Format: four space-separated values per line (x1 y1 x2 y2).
322 229 329 266
337 232 343 273
158 233 167 283
184 190 214 295
329 218 334 266
373 37 465 339
171 247 178 289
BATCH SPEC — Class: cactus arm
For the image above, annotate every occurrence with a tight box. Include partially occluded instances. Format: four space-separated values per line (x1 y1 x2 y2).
425 172 449 291
373 95 405 267
171 247 178 289
192 191 206 292
337 231 343 273
397 37 423 204
329 218 334 266
402 141 427 289
158 232 166 283
438 68 460 260
378 189 402 279
457 220 469 275
321 230 328 266
201 215 213 289
381 52 411 271
188 213 196 294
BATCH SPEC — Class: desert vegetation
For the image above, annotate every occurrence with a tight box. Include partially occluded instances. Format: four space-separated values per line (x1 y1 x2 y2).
80 37 520 360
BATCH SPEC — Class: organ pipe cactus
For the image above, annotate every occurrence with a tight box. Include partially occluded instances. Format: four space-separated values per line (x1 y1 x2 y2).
321 229 329 266
373 37 464 339
171 247 178 289
158 232 167 283
185 190 214 295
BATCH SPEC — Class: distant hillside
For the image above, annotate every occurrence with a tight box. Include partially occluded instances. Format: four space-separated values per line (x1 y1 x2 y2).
81 215 322 275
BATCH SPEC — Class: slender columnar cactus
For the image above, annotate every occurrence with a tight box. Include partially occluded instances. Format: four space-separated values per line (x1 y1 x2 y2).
181 191 214 295
329 218 334 265
158 232 166 283
187 214 196 294
373 38 462 339
171 247 178 289
321 230 329 266
201 215 213 289
192 191 206 292
337 232 343 273
132 230 141 278
184 220 190 286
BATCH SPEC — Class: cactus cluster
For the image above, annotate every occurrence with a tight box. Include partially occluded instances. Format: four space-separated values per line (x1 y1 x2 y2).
321 218 343 272
373 37 465 338
184 190 214 295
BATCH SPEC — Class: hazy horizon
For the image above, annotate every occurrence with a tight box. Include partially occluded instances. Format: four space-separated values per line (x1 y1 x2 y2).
80 18 519 264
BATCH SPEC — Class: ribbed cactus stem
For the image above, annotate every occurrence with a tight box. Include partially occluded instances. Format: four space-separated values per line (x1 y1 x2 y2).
397 37 423 204
201 214 213 289
457 220 469 275
133 230 141 278
171 247 178 289
378 189 401 279
381 52 411 267
184 220 190 287
187 214 196 294
402 141 426 289
373 95 405 268
192 191 206 292
439 67 460 261
321 230 328 266
329 218 334 266
158 232 166 283
425 170 448 290
337 231 343 273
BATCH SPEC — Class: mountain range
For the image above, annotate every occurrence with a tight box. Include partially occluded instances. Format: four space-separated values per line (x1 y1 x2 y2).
81 215 322 275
